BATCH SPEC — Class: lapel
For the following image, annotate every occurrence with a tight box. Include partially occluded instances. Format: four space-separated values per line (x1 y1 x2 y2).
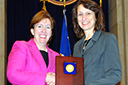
27 38 57 72
28 38 47 70
46 46 55 71
83 31 102 52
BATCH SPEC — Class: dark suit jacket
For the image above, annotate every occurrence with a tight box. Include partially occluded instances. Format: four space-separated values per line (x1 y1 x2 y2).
73 31 122 85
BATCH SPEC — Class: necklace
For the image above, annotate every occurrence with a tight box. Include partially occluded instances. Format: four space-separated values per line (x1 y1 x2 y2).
83 38 91 50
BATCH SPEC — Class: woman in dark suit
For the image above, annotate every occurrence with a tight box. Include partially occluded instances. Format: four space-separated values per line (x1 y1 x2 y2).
72 0 122 85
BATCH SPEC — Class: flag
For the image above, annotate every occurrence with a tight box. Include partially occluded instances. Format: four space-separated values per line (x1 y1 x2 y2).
60 9 71 56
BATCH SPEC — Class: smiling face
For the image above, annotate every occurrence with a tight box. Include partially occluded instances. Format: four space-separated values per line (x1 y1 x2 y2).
77 4 96 32
31 18 52 47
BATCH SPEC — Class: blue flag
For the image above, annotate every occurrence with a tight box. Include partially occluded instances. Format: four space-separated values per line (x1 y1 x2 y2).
60 9 71 56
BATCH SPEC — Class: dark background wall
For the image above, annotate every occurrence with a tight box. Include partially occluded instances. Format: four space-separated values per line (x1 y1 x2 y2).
7 0 108 84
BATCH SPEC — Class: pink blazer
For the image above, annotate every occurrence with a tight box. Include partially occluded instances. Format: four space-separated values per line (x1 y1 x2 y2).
7 38 60 85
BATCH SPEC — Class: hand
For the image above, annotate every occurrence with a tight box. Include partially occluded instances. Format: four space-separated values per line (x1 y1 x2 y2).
46 72 55 85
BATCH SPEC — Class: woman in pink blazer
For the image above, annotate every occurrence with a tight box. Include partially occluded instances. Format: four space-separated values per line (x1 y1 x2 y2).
7 10 59 85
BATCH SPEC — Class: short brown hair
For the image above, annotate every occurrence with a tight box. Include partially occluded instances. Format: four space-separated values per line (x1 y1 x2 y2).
30 10 55 41
72 0 105 38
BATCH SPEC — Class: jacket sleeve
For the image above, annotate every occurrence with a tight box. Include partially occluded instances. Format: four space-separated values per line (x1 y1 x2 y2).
88 34 122 85
7 41 47 85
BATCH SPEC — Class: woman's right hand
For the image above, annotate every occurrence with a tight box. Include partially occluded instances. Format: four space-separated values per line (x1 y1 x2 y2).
46 72 55 85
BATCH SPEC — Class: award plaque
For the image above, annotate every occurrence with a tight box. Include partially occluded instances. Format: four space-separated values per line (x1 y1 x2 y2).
55 56 84 85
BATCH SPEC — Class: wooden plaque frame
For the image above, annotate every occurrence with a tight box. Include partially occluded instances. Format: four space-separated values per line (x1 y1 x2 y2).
55 56 84 85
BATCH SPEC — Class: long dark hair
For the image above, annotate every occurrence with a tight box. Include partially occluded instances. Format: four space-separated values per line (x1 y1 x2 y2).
72 0 105 38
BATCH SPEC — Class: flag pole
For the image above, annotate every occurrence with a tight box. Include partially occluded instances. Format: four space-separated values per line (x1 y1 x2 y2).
100 0 102 7
64 0 66 9
40 0 49 11
60 0 72 57
63 0 67 27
